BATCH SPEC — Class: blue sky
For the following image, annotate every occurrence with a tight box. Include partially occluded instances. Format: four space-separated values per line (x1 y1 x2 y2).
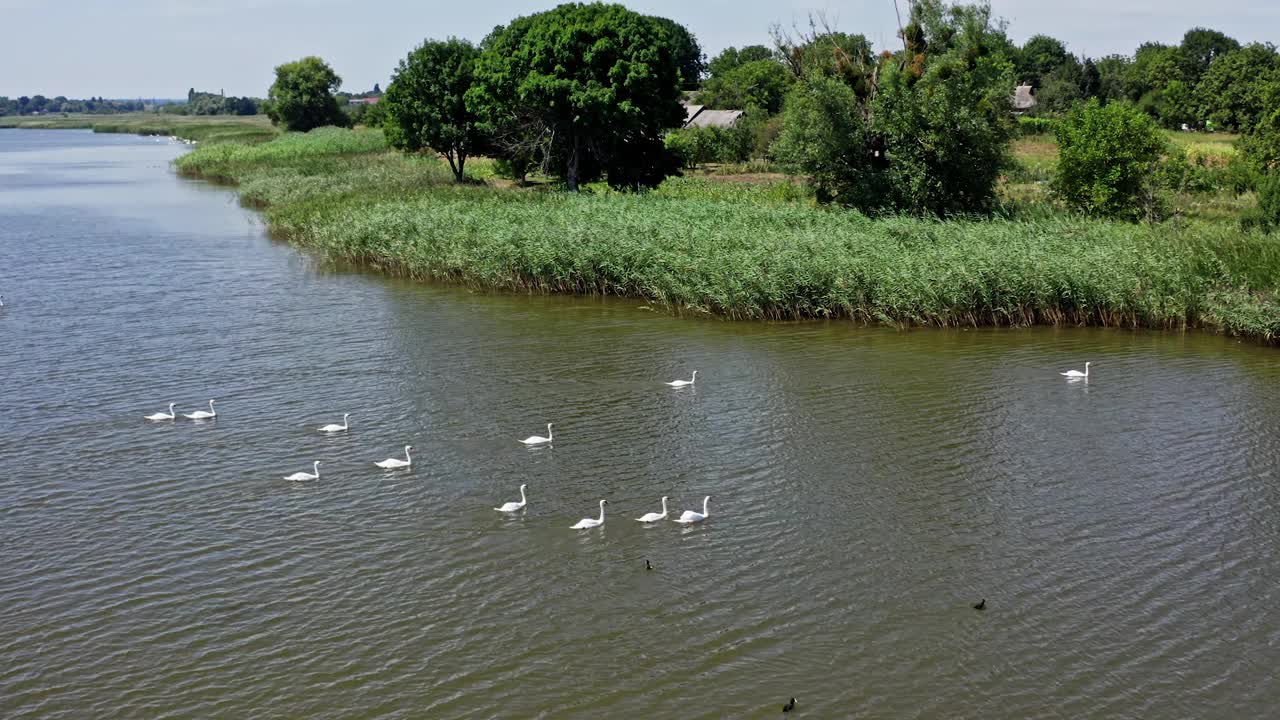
2 1 1277 98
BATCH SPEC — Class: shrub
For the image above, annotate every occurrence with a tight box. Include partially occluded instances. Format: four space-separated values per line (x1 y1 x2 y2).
664 126 751 167
1257 171 1280 231
1054 99 1167 220
1017 116 1057 136
265 57 349 132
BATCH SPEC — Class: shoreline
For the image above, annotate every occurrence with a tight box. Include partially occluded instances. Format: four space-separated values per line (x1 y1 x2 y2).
171 128 1278 344
0 113 277 144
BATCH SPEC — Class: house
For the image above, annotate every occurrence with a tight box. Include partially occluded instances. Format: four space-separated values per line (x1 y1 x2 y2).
681 102 744 129
348 97 380 105
1012 84 1036 114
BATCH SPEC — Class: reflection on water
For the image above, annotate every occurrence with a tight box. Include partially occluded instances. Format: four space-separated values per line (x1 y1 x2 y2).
1 129 1279 719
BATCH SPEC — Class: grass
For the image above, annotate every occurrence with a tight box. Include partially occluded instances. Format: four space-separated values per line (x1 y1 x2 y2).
0 113 278 143
174 127 1280 343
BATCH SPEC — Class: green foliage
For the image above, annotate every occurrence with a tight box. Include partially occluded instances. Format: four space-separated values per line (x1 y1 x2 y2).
167 90 259 116
776 1 1016 216
348 100 387 128
266 56 348 132
382 38 485 182
1194 44 1280 133
1054 99 1167 219
648 16 706 90
664 125 751 167
1017 116 1057 136
707 45 774 78
1018 34 1071 87
176 129 1280 341
467 3 686 191
697 59 792 114
1238 85 1280 175
1178 28 1240 82
1257 172 1280 231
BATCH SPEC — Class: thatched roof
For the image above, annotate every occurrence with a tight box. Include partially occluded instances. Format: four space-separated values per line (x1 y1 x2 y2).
1013 84 1037 111
686 108 744 129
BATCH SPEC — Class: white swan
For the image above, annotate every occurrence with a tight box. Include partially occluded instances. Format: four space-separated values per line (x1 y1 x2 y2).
183 399 217 420
675 495 710 524
495 484 528 513
318 413 350 433
375 445 413 469
571 499 608 529
1060 362 1091 379
666 371 697 387
520 423 553 445
284 461 320 482
145 403 176 421
636 496 669 523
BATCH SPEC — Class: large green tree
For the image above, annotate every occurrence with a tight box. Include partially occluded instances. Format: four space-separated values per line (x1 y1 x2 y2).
1054 99 1167 220
382 38 485 182
266 56 347 131
707 45 774 78
1194 43 1280 132
649 16 706 90
697 58 792 114
774 0 1015 216
467 3 686 190
1018 34 1071 87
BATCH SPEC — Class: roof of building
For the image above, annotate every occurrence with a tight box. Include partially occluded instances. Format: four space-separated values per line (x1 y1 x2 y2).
686 108 744 129
1013 84 1037 110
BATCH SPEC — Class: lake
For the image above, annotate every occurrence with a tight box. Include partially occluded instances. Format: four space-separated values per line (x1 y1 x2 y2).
1 128 1278 719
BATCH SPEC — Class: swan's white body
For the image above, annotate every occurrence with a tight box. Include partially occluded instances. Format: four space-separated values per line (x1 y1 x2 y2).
285 461 320 482
318 413 350 433
675 496 710 524
1060 362 1091 379
666 371 697 387
571 499 607 529
145 403 176 421
636 496 669 523
183 399 217 420
375 445 413 469
520 423 554 445
495 484 528 513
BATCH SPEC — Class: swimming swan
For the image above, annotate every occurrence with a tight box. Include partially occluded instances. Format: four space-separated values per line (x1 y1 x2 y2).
285 461 320 482
495 484 528 513
1060 362 1091 379
675 496 710 524
571 499 607 529
636 496 669 523
318 413 350 433
145 403 177 421
520 423 553 445
375 445 413 469
183 399 217 420
666 371 697 387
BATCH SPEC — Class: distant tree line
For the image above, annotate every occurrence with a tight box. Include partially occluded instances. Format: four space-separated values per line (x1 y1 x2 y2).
160 88 260 116
0 95 147 115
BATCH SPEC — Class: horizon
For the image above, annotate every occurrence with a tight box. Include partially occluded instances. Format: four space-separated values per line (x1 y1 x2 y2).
2 0 1278 98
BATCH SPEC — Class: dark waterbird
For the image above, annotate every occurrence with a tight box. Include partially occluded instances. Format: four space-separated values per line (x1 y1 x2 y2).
645 559 653 571
783 697 797 712
973 598 986 611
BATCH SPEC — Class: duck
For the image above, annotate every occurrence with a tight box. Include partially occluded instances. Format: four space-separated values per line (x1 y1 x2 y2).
645 559 654 571
495 484 528 513
783 697 797 712
570 499 607 529
973 598 986 611
675 495 710 524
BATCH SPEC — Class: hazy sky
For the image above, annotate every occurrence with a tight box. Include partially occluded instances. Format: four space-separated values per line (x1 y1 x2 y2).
3 1 1278 98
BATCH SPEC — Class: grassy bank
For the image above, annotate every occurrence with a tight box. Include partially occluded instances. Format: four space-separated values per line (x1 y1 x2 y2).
0 113 277 143
175 127 1279 342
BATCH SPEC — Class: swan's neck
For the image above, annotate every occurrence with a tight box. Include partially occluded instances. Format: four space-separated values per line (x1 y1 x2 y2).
1084 363 1090 377
313 462 320 479
547 425 553 441
661 497 668 513
597 502 606 522
209 400 216 415
702 497 709 515
520 486 527 502
404 447 412 462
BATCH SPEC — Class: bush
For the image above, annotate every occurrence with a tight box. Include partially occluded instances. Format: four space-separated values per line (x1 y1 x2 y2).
664 126 751 167
1017 116 1057 136
266 57 349 132
1257 171 1280 231
1054 99 1167 220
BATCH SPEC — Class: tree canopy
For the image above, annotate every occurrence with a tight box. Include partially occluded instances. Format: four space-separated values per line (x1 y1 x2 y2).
467 2 686 190
382 38 485 182
266 56 348 132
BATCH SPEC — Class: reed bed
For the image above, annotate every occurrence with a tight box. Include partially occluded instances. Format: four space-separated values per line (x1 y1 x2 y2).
177 128 1280 342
